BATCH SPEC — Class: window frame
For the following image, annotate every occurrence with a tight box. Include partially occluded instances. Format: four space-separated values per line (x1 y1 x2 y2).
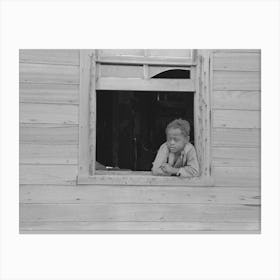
77 49 213 186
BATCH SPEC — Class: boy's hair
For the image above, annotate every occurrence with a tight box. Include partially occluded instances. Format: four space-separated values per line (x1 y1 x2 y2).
165 119 190 138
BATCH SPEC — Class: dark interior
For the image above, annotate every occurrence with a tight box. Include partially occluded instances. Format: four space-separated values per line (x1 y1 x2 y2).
96 90 194 171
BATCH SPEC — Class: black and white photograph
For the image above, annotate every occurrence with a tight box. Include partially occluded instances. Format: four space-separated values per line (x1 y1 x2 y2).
19 49 261 233
1 1 280 280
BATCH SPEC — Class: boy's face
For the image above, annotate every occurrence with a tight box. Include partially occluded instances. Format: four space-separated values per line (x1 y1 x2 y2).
166 128 189 154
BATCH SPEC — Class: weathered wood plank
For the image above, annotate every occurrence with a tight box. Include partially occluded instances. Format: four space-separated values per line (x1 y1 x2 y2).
213 49 261 53
148 49 192 58
20 103 78 124
19 83 79 104
213 71 260 90
213 166 260 187
213 53 260 71
20 203 260 222
19 185 260 205
213 110 260 128
19 63 79 84
97 77 195 92
20 221 259 232
212 128 260 147
98 49 145 57
19 164 77 185
100 64 143 78
19 124 78 145
19 49 80 65
212 147 260 167
19 144 78 164
212 91 260 110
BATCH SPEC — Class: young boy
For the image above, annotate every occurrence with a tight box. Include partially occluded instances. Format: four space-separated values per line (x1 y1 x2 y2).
151 119 200 177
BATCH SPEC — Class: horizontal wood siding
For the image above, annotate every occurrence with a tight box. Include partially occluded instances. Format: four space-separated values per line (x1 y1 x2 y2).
19 50 79 189
19 49 261 233
20 103 78 124
19 49 80 65
212 50 261 187
20 221 259 232
20 144 78 164
20 63 79 84
20 203 259 223
213 91 260 110
20 185 260 205
20 164 77 185
20 83 79 104
20 124 78 145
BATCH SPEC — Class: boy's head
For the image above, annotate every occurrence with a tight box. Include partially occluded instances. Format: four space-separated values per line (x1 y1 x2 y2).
165 119 190 153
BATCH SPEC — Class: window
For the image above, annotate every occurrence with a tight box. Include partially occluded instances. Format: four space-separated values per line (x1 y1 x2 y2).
78 49 213 186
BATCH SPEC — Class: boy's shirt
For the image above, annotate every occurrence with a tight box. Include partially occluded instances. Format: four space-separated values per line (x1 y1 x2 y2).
152 142 200 177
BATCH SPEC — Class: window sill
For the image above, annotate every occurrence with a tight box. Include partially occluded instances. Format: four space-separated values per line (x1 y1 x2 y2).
77 171 214 186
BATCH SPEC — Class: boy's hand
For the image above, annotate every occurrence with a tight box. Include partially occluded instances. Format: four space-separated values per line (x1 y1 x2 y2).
160 163 178 175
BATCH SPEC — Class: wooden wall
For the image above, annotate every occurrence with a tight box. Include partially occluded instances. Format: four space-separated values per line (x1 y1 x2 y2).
19 49 260 232
211 50 261 187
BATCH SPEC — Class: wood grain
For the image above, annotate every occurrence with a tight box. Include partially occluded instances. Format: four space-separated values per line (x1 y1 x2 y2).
97 77 195 92
213 71 260 90
19 164 77 185
19 49 80 65
19 124 78 145
98 49 145 57
20 144 78 164
212 91 260 110
20 221 259 232
20 103 78 124
19 185 260 205
212 147 260 167
213 110 260 128
20 203 260 222
19 83 79 104
213 166 260 187
213 52 260 71
100 64 143 78
212 128 260 147
19 63 79 84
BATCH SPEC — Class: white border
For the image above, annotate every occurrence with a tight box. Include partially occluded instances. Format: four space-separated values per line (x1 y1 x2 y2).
1 1 280 279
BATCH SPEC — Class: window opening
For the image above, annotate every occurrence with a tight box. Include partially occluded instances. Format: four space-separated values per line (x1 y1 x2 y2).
96 90 194 171
151 69 190 79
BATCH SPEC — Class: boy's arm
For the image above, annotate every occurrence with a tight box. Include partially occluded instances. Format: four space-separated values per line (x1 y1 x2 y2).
177 146 200 178
151 144 169 176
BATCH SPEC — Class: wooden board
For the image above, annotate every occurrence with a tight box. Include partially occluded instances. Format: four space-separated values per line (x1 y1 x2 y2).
213 166 260 187
20 221 259 232
19 63 79 84
213 49 261 53
20 103 78 124
212 128 260 147
212 147 260 167
20 203 260 222
19 185 260 205
213 52 260 71
213 110 260 128
97 77 195 92
20 144 78 164
19 164 77 185
213 71 260 90
212 91 260 110
100 64 143 78
98 49 145 57
19 49 80 65
148 49 192 58
19 83 79 104
19 124 78 145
